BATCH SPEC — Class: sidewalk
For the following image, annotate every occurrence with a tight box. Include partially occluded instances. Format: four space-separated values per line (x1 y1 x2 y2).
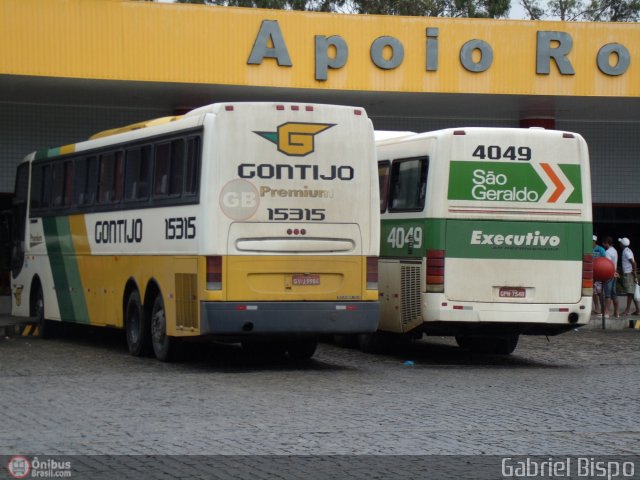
583 311 640 330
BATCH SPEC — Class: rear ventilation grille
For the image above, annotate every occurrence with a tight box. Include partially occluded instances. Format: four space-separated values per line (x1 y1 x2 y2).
400 265 421 326
175 273 198 329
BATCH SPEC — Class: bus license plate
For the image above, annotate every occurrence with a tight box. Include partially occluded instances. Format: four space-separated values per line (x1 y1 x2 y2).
499 287 526 298
293 274 320 286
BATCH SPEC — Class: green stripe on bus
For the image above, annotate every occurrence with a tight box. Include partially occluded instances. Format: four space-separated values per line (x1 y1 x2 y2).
380 218 445 258
559 164 583 204
381 218 590 261
445 219 586 261
43 216 90 323
34 149 50 161
34 147 65 161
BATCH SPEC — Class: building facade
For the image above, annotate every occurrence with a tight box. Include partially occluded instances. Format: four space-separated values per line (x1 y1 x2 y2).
1 0 639 239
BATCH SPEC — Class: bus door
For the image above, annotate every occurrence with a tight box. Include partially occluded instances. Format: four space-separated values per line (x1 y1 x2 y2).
10 163 29 279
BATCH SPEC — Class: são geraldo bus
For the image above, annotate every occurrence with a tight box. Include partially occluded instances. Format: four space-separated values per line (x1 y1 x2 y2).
9 102 380 361
374 127 592 354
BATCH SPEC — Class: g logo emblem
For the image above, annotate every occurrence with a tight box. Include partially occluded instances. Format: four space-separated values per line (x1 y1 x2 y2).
255 122 335 157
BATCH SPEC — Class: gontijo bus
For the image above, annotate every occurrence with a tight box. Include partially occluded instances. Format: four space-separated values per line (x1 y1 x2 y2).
375 127 592 354
9 102 380 361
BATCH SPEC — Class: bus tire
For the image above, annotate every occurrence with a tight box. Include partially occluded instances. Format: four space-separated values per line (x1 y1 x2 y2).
150 292 176 362
494 334 519 355
287 338 318 361
333 334 358 349
31 283 54 339
125 289 150 357
357 332 385 353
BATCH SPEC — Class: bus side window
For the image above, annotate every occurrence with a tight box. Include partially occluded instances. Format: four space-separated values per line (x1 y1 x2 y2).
114 151 123 203
184 136 200 196
125 145 151 202
389 157 429 212
74 156 98 206
98 151 123 205
63 161 73 207
154 142 171 197
169 139 185 197
154 138 185 199
52 160 73 208
30 164 43 211
378 161 390 213
31 163 52 212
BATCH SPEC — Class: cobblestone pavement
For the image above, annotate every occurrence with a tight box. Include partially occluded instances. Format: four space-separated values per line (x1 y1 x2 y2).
0 325 639 469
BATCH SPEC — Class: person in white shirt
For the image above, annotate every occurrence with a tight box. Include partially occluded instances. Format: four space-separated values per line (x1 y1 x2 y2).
618 237 639 316
602 236 619 318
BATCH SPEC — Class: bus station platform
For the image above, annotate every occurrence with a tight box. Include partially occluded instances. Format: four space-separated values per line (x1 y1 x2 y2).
585 312 640 330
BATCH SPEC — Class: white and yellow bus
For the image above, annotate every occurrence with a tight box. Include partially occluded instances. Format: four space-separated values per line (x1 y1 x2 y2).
375 127 592 354
9 102 380 361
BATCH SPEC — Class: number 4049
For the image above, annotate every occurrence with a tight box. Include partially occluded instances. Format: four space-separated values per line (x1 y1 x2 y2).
472 145 532 161
386 226 423 249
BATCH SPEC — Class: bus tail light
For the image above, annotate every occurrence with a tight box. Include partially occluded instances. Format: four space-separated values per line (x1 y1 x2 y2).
366 256 378 290
582 253 593 295
206 256 222 290
426 250 445 293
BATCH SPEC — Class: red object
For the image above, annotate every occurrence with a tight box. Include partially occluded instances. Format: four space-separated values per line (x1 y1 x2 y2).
593 256 615 281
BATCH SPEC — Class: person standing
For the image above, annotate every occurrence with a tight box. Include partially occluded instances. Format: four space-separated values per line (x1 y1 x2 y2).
592 235 606 314
618 237 639 316
602 236 619 318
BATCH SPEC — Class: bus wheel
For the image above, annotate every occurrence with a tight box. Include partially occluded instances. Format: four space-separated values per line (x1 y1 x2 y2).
125 290 150 357
357 333 385 353
494 334 519 355
287 338 318 361
150 292 176 362
32 284 53 339
333 334 358 349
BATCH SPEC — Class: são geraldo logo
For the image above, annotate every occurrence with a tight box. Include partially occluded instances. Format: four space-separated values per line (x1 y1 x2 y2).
254 122 334 157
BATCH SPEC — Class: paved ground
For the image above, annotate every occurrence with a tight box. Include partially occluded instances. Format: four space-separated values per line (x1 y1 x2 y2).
0 323 638 478
1 326 639 454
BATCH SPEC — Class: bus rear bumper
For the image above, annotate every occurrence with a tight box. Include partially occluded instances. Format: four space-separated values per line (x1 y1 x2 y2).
422 293 592 335
199 301 379 335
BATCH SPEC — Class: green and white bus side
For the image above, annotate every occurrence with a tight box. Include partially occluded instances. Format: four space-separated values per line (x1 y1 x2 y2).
376 127 593 354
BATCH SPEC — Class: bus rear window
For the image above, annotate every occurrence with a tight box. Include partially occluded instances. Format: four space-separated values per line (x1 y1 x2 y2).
389 157 429 212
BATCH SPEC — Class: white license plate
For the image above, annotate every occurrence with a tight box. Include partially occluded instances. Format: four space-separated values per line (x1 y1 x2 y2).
499 287 526 298
292 274 320 286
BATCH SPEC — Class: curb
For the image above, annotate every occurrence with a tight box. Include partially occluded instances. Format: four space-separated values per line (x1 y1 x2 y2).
583 315 639 330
